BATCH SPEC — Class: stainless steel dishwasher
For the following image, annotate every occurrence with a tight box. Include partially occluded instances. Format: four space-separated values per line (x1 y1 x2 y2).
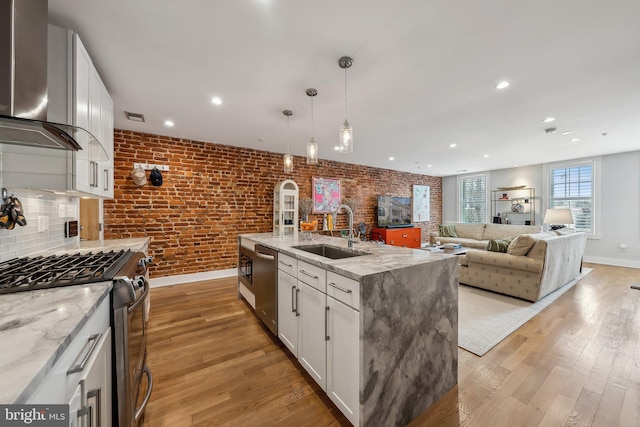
253 244 278 335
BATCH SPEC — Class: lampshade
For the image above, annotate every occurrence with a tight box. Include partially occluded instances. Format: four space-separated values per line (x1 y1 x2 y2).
543 208 573 225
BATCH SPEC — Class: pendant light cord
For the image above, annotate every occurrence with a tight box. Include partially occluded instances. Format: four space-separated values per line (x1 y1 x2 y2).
311 97 315 138
344 67 348 120
287 116 291 153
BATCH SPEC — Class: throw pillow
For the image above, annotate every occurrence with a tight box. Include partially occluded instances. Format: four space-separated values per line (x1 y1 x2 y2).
486 237 514 253
439 224 458 238
507 234 538 256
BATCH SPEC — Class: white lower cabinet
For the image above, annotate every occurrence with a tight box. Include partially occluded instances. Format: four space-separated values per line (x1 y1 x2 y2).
297 281 328 391
27 297 112 427
327 296 359 426
277 257 360 426
277 269 298 355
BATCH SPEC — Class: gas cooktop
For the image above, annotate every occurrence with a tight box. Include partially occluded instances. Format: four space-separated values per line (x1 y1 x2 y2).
0 250 134 295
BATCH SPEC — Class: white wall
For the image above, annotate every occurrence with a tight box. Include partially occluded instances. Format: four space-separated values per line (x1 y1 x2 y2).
442 151 640 268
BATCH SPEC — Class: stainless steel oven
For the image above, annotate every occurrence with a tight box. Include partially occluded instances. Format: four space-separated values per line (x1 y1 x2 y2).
112 253 153 427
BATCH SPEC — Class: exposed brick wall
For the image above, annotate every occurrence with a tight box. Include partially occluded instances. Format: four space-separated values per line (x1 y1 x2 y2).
105 130 442 278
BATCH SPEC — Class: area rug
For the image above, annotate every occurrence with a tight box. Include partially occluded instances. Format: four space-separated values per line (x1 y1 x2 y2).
458 268 592 356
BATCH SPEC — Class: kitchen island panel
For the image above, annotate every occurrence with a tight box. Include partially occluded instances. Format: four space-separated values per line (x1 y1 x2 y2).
360 259 458 426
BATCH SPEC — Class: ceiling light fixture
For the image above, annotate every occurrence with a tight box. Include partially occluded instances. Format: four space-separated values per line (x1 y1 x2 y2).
306 88 318 164
427 164 432 168
571 138 580 142
450 143 457 148
561 131 573 135
389 157 394 161
283 110 293 173
338 56 354 153
483 154 489 158
543 117 556 123
211 96 222 105
164 120 174 127
496 81 510 90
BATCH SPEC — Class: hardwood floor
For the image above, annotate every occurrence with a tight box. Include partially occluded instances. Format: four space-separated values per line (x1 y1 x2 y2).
142 263 640 426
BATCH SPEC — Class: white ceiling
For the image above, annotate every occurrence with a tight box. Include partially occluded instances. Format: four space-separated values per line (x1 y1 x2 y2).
48 0 640 177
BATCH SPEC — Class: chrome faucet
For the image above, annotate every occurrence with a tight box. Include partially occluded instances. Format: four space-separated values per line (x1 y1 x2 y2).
336 204 358 248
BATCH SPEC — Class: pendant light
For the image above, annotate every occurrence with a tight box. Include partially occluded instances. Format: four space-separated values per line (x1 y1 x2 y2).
306 88 318 164
338 56 353 153
283 110 294 173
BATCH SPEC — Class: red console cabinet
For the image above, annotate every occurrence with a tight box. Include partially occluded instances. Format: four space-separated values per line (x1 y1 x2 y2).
371 227 421 248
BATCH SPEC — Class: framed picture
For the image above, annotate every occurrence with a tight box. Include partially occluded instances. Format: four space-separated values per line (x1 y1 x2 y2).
412 185 430 222
312 177 342 213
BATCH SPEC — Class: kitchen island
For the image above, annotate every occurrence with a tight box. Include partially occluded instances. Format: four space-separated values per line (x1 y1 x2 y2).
238 233 458 426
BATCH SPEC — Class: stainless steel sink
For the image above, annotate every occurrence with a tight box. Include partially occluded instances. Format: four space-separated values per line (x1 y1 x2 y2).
292 244 370 260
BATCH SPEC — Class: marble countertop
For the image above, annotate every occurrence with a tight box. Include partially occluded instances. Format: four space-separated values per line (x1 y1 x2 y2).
33 237 150 257
0 237 149 404
0 282 112 403
239 233 454 281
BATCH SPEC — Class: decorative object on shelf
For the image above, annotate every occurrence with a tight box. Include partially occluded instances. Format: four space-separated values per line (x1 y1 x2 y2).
496 185 527 191
283 110 294 173
337 56 353 153
299 196 312 221
499 193 509 200
543 208 573 230
412 185 430 222
306 88 319 164
511 203 524 213
312 177 341 213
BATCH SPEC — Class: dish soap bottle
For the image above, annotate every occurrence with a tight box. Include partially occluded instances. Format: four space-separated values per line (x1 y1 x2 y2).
322 214 328 231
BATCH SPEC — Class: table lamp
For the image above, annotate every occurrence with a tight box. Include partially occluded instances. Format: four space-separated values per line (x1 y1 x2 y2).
543 208 574 230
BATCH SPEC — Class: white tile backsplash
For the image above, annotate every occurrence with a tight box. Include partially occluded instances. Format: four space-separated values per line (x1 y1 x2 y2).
0 189 79 262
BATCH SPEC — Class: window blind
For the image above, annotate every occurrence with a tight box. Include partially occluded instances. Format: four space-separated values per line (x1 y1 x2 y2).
459 175 486 223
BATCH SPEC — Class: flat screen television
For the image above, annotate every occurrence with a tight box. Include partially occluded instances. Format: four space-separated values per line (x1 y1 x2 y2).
377 196 412 228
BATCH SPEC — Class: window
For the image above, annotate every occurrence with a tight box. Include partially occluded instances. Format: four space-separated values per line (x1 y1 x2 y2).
458 174 487 223
547 161 596 234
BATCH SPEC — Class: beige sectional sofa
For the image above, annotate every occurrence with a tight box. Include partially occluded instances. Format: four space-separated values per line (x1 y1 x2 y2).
431 222 587 302
431 222 542 248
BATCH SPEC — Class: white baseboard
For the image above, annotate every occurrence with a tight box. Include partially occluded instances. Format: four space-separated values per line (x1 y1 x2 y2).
149 268 237 288
583 256 640 269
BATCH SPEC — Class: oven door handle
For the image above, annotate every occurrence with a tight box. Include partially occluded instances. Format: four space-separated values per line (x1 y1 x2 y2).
134 364 153 423
127 278 150 315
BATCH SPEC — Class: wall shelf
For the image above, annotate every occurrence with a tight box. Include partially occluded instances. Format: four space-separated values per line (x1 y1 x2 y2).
491 188 535 225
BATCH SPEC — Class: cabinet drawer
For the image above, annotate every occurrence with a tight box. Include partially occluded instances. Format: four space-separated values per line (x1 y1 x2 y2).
387 229 421 248
278 253 298 276
327 272 360 310
297 260 326 292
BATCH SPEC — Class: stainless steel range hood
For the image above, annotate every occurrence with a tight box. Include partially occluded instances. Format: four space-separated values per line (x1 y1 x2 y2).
0 0 83 151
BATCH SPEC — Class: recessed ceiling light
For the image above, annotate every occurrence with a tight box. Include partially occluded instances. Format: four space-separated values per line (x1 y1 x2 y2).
456 169 468 173
211 96 222 105
427 164 432 168
449 143 457 148
483 154 490 158
164 120 174 127
334 146 340 151
513 164 519 167
496 81 510 90
543 117 556 123
561 131 573 135
389 157 394 161
571 138 580 142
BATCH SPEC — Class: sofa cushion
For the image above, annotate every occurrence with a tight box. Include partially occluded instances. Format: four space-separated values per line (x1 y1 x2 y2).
446 222 485 240
439 224 458 237
482 223 542 241
507 234 537 256
486 237 514 253
438 237 488 249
